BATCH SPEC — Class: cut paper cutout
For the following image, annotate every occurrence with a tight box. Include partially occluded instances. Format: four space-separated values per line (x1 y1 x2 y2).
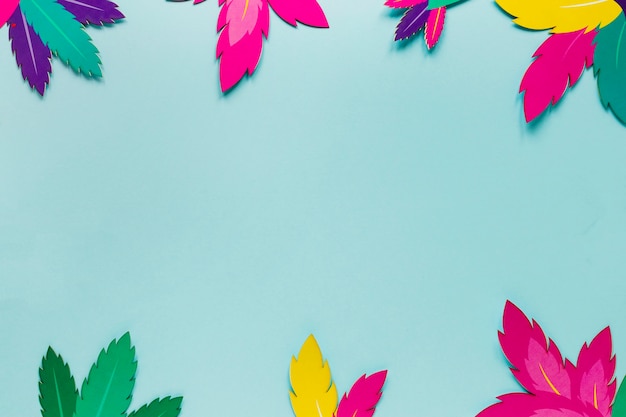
289 335 387 417
4 0 124 96
496 0 626 125
170 0 328 92
385 0 458 51
476 300 626 417
39 333 183 417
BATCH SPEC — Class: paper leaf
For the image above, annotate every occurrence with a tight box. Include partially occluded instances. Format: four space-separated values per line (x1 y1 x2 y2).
614 378 626 417
39 347 78 417
20 0 102 77
427 0 460 9
494 0 621 33
498 301 574 398
74 333 137 417
289 335 338 417
57 0 125 26
335 371 387 417
594 12 626 124
0 0 19 26
574 327 616 417
268 0 328 27
384 0 426 9
395 3 430 40
424 6 445 49
520 29 596 122
216 0 269 92
128 397 183 417
477 393 588 417
7 5 53 96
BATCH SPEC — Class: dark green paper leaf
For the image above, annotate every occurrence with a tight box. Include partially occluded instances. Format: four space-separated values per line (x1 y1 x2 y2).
129 397 183 417
39 347 78 417
74 332 137 417
593 12 626 124
614 376 626 417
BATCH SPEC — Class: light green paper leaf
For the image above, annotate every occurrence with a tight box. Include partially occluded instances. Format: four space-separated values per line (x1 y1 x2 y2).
74 333 137 417
593 12 626 124
39 347 78 417
613 376 626 417
427 0 461 9
128 397 183 417
19 0 102 76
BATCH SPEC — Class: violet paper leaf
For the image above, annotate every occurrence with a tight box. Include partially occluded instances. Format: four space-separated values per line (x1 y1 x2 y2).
8 5 52 96
57 0 124 25
395 2 430 41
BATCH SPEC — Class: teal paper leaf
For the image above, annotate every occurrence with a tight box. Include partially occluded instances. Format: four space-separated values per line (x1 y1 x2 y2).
427 0 461 9
614 377 626 417
19 0 102 76
74 333 137 417
39 347 78 417
129 397 183 417
593 12 626 124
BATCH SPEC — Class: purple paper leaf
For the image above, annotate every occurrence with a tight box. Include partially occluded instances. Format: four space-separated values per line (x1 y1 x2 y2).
395 2 430 40
57 0 124 25
8 5 52 96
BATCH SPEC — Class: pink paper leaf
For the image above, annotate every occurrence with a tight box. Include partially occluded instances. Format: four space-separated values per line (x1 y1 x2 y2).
0 0 19 27
424 6 445 49
520 29 596 122
335 371 387 417
216 0 269 92
573 327 616 417
477 393 591 417
384 0 426 9
498 301 574 399
268 0 328 27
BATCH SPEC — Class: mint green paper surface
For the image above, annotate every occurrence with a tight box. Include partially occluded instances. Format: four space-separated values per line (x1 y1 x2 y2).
20 0 101 76
2 2 626 417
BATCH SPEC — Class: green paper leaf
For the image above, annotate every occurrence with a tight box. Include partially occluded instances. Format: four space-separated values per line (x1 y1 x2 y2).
19 0 102 76
39 347 78 417
593 12 626 124
427 0 461 9
74 333 137 417
614 377 626 417
128 397 183 417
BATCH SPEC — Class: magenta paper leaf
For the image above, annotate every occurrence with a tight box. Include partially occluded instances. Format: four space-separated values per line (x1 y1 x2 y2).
477 301 618 417
574 327 616 417
268 0 328 27
520 29 596 122
424 6 445 49
216 0 269 92
498 301 575 398
335 371 387 417
395 2 430 40
384 0 426 8
57 0 125 26
0 0 19 26
7 5 52 96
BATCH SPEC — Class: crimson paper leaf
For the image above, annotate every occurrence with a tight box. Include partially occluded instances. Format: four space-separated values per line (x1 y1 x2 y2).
8 5 52 96
57 0 125 26
335 372 387 417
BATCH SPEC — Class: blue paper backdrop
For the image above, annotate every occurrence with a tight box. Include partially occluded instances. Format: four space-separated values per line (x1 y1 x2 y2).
1 1 626 417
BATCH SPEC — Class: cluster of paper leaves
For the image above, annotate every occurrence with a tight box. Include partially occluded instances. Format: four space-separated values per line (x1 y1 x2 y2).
385 0 463 50
170 0 328 92
289 335 387 417
496 0 626 124
1 0 123 96
476 301 626 417
39 333 183 417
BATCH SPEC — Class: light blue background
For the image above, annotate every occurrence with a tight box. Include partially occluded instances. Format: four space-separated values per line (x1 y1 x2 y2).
1 0 626 417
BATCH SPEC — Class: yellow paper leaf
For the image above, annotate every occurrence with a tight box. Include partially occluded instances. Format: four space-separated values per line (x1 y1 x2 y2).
495 0 622 33
289 335 338 417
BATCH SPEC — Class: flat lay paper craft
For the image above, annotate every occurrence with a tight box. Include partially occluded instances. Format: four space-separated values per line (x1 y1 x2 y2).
289 334 387 417
39 333 183 417
496 0 626 124
170 0 328 92
2 0 124 96
385 0 464 50
476 300 626 417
